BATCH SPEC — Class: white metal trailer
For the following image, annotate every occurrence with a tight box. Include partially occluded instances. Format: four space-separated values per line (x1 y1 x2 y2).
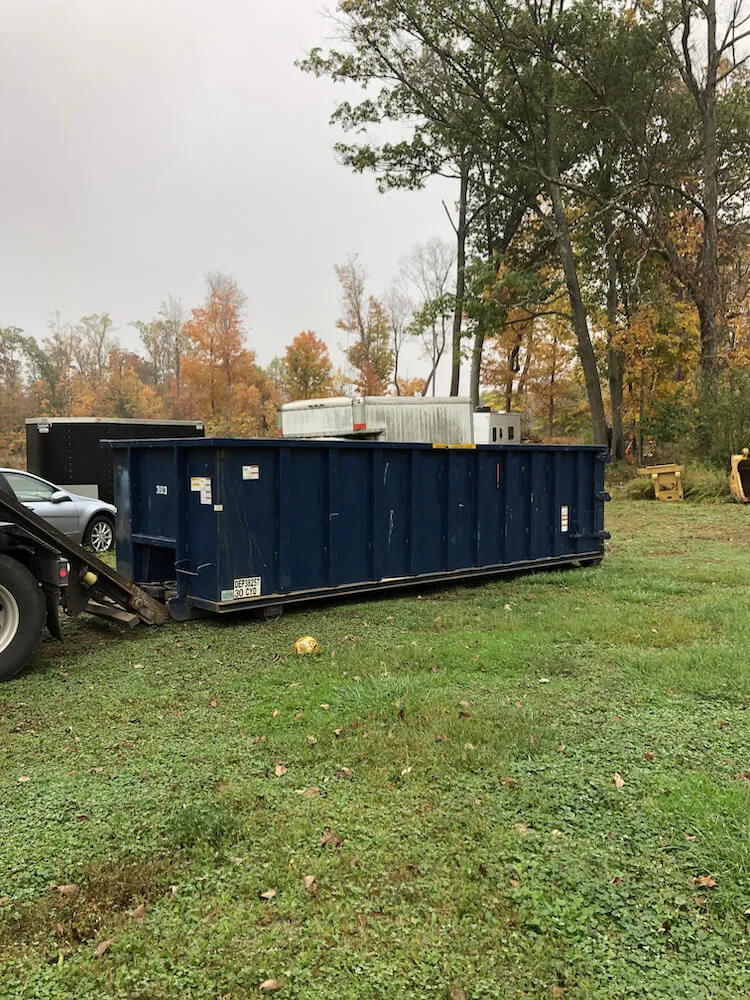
277 397 521 445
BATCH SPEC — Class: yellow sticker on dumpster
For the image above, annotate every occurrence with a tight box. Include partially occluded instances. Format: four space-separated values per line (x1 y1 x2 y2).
233 577 262 598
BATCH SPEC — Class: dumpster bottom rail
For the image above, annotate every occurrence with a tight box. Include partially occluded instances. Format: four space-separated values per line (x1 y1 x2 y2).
163 550 604 620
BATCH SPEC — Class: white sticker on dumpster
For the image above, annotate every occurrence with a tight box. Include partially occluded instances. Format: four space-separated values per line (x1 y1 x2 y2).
560 505 569 532
191 475 213 502
242 465 260 481
233 577 262 598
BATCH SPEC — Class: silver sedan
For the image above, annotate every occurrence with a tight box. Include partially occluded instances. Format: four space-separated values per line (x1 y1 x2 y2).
0 468 117 553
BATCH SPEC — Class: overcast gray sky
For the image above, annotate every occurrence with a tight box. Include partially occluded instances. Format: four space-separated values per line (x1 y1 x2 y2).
0 0 452 381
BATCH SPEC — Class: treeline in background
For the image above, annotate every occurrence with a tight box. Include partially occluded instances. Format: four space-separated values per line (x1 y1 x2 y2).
4 0 750 474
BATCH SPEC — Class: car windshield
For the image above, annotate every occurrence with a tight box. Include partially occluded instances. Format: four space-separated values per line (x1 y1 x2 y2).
4 472 57 503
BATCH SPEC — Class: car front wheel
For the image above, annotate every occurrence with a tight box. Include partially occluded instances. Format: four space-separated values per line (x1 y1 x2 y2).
84 514 115 553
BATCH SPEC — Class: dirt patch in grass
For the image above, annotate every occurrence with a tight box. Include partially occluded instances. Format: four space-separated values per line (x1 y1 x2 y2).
0 855 177 956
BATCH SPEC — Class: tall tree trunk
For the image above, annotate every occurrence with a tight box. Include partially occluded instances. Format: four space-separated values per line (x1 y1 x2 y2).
699 0 720 375
604 212 625 460
637 368 645 465
548 336 558 437
544 105 608 446
449 154 469 396
701 61 719 371
469 328 484 409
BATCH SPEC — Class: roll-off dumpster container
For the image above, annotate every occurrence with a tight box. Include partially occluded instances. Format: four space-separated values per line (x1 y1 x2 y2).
109 438 609 619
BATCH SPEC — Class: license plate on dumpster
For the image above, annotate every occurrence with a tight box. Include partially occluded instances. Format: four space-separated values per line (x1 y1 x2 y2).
233 577 262 598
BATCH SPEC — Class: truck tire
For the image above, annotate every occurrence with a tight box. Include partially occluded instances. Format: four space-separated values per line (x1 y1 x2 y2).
0 555 45 681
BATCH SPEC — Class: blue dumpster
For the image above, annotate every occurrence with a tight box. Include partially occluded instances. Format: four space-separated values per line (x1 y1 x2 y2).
109 438 609 619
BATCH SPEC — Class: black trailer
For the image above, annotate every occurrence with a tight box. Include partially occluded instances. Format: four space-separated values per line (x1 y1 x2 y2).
25 418 204 504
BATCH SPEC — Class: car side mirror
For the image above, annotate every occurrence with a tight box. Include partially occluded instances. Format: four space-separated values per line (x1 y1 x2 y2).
50 490 72 504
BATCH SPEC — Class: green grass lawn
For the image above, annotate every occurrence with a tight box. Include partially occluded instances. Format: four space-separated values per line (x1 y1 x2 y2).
1 499 749 999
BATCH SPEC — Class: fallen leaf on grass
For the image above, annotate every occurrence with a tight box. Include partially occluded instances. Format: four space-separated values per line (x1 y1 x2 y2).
356 912 367 928
302 875 318 895
612 877 622 887
209 698 217 709
94 938 114 957
500 777 518 786
307 736 318 747
401 766 412 776
693 875 718 888
274 764 287 777
334 767 353 779
504 604 512 611
321 830 342 848
131 903 145 921
464 742 475 750
272 709 280 718
513 823 529 835
613 772 625 789
551 829 564 838
719 721 732 730
644 752 655 762
693 896 708 908
17 776 30 783
459 700 470 709
296 787 320 798
553 988 566 998
734 772 750 781
334 728 343 737
259 980 283 992
683 832 696 842
260 888 277 901
449 990 468 1000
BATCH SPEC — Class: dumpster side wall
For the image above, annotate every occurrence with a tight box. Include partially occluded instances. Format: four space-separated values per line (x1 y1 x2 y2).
110 439 607 616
